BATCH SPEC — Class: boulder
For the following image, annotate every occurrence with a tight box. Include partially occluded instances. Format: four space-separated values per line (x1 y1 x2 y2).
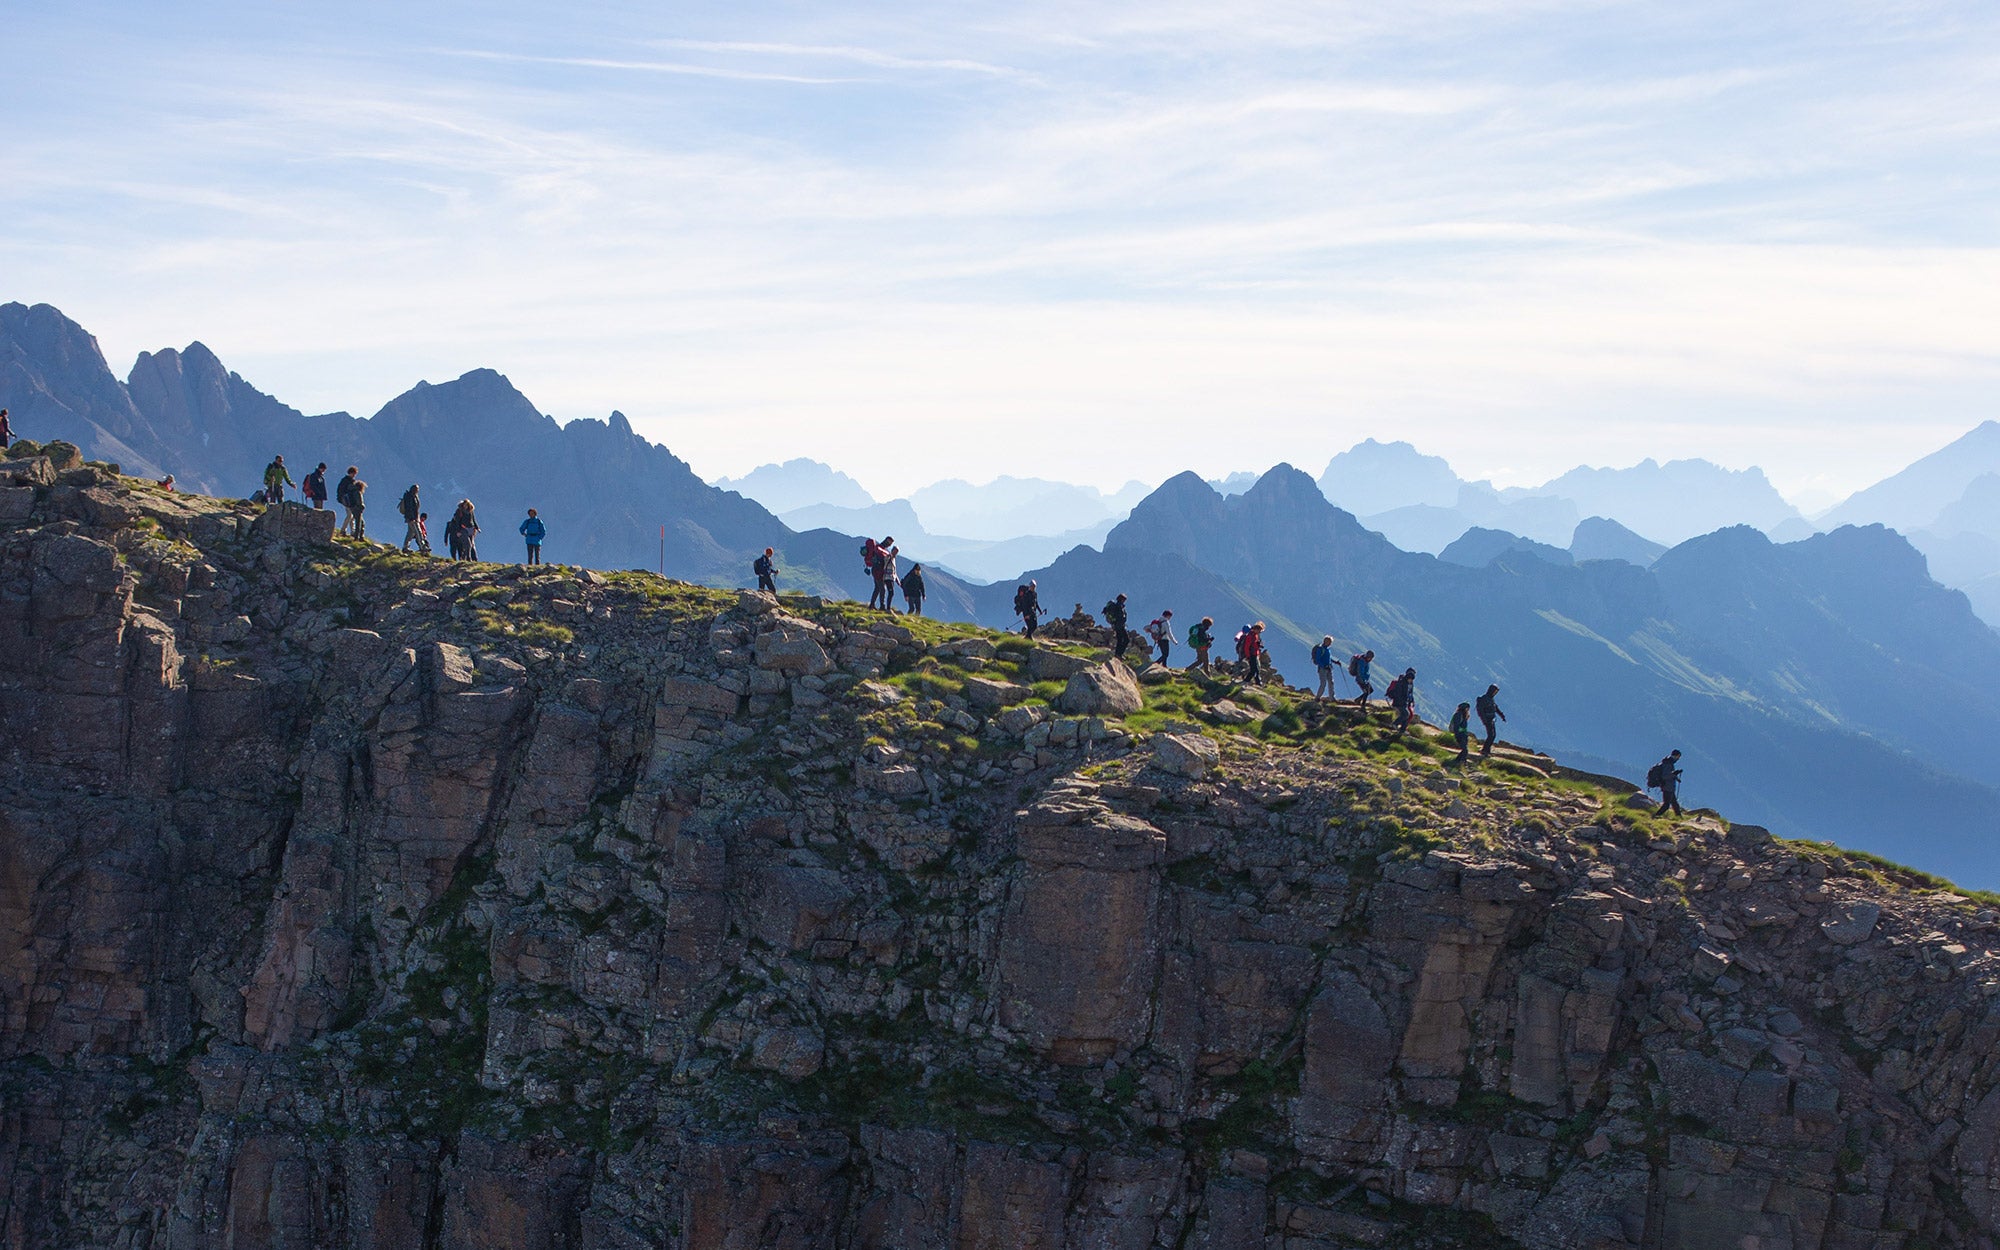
1151 732 1219 779
748 1026 825 1079
1056 662 1142 717
1821 901 1881 946
1028 647 1097 682
963 675 1029 711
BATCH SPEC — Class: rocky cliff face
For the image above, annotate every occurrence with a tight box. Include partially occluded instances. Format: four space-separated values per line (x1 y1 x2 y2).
9 454 2000 1249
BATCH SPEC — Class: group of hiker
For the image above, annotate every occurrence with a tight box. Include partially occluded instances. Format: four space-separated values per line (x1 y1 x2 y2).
258 455 540 564
850 536 928 616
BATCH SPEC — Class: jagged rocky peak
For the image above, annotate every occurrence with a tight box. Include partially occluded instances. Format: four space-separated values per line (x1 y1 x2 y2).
10 456 2000 1247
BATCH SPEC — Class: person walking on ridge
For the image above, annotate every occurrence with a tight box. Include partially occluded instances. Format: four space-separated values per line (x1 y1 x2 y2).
880 543 901 612
1240 621 1266 684
263 454 295 506
415 512 432 555
1649 750 1685 817
1386 667 1417 734
303 462 329 511
0 408 10 451
335 466 361 535
1449 702 1473 762
346 478 368 540
1475 684 1506 757
1105 593 1130 659
1189 617 1214 673
1145 609 1176 668
520 508 545 565
900 562 926 616
399 484 423 552
448 500 479 560
754 547 778 594
1348 649 1375 706
1014 581 1042 639
1312 636 1338 700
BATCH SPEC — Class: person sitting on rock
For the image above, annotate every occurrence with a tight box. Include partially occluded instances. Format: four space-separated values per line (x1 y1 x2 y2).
1014 581 1041 639
900 562 926 616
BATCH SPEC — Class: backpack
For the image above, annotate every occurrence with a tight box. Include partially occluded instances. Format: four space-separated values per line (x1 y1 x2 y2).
1347 655 1363 678
861 542 881 572
753 554 772 577
1386 675 1410 704
399 487 419 521
1312 643 1331 668
1189 622 1210 648
1234 629 1250 659
1645 761 1666 789
1147 618 1166 641
1014 586 1032 613
1103 599 1120 620
336 476 356 507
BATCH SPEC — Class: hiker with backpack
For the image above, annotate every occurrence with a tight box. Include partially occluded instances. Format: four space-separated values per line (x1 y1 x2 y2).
1312 636 1338 700
1647 750 1685 816
415 512 432 555
1104 596 1136 664
1238 621 1266 684
346 478 368 540
1348 650 1375 705
862 538 884 607
1475 684 1506 757
755 547 778 594
303 462 329 510
1145 610 1177 668
399 485 422 552
1189 617 1214 673
880 543 902 612
0 409 10 450
1386 668 1417 734
263 455 295 506
447 500 478 560
901 563 927 616
1014 581 1042 639
519 508 546 565
1449 702 1473 762
334 466 361 536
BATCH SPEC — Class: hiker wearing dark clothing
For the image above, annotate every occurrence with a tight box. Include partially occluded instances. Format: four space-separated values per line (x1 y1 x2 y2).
0 409 10 450
399 485 422 551
1649 750 1685 816
901 563 926 616
1189 617 1214 673
1105 594 1130 659
755 547 778 593
1015 581 1042 639
415 512 431 555
520 509 545 564
335 467 361 536
1312 636 1337 700
1386 668 1417 734
1348 650 1375 705
1145 610 1176 668
1239 622 1266 684
1450 703 1472 762
263 455 296 505
343 479 367 539
447 500 478 560
304 463 329 510
1475 685 1506 757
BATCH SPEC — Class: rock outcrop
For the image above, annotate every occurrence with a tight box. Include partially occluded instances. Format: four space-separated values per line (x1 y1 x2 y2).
8 458 2000 1248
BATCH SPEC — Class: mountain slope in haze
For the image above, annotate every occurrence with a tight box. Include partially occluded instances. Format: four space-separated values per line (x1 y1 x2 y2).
978 466 2000 883
0 304 974 617
1522 458 1804 546
908 475 1149 541
716 457 875 513
1822 420 2000 532
1570 515 1668 567
1439 526 1572 569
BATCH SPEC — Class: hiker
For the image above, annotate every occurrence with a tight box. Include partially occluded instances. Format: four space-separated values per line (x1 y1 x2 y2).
754 547 778 594
303 462 329 510
415 512 432 556
334 466 361 535
1348 650 1375 705
1145 609 1176 668
158 474 175 491
1475 684 1506 757
1450 702 1473 762
1105 593 1130 659
1312 636 1337 700
0 408 10 450
448 500 479 560
263 454 295 505
880 543 901 612
1648 750 1685 817
1386 668 1417 734
348 478 368 539
1189 617 1215 673
399 484 423 552
1014 581 1042 639
901 562 926 616
520 508 546 565
1239 621 1266 684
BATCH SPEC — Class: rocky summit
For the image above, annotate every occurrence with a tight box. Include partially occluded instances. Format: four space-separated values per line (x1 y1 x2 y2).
11 453 2000 1249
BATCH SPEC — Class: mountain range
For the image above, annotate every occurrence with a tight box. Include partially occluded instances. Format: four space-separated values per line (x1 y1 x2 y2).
8 299 2000 882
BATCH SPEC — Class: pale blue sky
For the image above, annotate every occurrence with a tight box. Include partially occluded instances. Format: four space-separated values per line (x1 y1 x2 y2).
6 1 1999 504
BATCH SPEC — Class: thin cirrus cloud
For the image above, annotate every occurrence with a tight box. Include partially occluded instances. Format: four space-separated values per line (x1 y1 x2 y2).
0 1 1996 499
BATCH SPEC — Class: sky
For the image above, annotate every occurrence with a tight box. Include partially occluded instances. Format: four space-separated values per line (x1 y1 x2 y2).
6 2 2000 507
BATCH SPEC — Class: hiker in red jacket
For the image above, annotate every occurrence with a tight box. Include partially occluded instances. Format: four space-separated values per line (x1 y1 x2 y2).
1239 621 1266 684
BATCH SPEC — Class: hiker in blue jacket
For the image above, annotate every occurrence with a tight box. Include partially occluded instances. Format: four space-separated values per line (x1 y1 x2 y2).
1312 636 1338 701
519 509 546 565
1348 649 1375 705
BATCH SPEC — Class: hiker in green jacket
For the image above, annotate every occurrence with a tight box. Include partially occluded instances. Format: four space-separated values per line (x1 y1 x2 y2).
1450 702 1472 762
262 455 295 505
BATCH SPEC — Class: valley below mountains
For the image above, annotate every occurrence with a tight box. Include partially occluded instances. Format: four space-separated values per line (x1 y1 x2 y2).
13 454 2000 1247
